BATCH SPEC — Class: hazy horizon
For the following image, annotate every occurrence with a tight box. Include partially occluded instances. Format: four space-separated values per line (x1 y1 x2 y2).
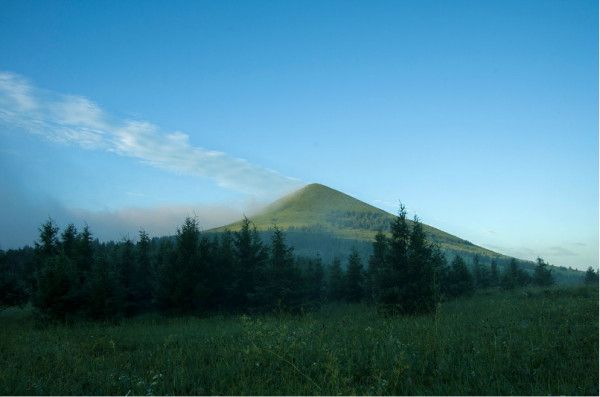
1 0 597 270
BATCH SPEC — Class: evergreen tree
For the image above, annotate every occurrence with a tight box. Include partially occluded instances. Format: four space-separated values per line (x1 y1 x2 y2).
35 219 60 259
345 249 364 302
378 204 409 314
61 224 78 260
118 238 137 315
490 258 500 287
367 231 387 303
328 257 345 302
0 250 28 310
233 217 267 310
76 225 94 275
473 255 490 289
134 230 153 311
32 253 79 321
216 231 236 309
308 255 325 305
405 216 437 314
533 257 554 287
446 256 474 298
501 258 530 289
583 266 598 285
86 254 123 320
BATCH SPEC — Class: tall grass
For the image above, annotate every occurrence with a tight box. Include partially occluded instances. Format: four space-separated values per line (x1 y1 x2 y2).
0 286 597 395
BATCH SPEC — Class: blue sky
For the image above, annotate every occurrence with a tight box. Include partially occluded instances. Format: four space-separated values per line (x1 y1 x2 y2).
0 0 597 269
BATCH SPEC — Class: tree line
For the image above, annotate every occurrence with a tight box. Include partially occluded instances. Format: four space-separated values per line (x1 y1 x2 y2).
1 205 594 320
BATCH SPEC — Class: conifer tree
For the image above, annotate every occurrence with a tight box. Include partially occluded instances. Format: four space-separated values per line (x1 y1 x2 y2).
584 267 598 284
233 217 267 310
490 258 500 287
533 257 554 286
378 204 409 314
473 255 490 289
367 231 387 303
405 216 437 313
501 258 530 289
61 224 78 260
328 257 345 302
87 253 123 320
118 238 136 315
134 230 153 311
345 249 364 302
446 256 474 298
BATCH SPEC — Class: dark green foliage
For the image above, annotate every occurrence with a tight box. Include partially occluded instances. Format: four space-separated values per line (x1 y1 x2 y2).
345 249 364 302
502 258 531 289
133 230 153 311
445 256 474 298
302 255 326 308
35 219 60 258
118 238 137 315
533 257 555 287
473 254 491 289
265 226 301 311
156 217 208 313
375 207 440 315
328 257 345 302
377 204 409 314
366 231 387 303
0 250 28 310
233 217 268 310
490 258 500 287
32 254 79 321
19 214 587 323
584 266 598 284
86 254 123 320
60 224 78 260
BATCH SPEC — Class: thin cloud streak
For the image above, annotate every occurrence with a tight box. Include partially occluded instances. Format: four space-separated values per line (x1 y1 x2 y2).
0 71 303 196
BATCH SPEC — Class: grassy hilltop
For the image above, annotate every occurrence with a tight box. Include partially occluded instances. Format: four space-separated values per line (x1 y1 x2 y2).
210 183 583 283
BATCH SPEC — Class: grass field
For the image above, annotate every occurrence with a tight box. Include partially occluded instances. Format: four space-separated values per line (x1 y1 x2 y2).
0 286 597 395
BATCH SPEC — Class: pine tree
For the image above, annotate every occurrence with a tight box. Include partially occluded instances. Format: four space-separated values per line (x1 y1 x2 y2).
32 253 79 321
86 254 123 320
446 256 474 298
490 258 499 287
0 250 28 310
61 224 78 260
533 257 554 287
134 230 153 311
378 204 410 314
328 257 345 302
473 255 490 289
35 219 60 259
367 231 387 303
233 217 267 310
118 238 136 315
584 267 598 285
345 249 364 302
502 258 530 289
404 216 437 313
216 231 236 309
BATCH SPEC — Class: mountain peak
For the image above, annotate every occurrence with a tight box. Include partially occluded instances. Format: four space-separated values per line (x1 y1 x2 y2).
211 183 498 260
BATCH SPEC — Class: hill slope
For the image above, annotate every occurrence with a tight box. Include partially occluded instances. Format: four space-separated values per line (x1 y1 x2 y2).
213 183 498 258
209 183 583 284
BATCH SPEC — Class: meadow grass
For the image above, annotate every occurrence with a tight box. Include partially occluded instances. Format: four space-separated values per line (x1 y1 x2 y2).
0 286 597 395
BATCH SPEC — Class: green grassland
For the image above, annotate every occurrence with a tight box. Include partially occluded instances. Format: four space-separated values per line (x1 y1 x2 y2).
1 286 597 395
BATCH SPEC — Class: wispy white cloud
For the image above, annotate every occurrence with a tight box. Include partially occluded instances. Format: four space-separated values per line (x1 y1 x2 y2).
0 71 303 196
